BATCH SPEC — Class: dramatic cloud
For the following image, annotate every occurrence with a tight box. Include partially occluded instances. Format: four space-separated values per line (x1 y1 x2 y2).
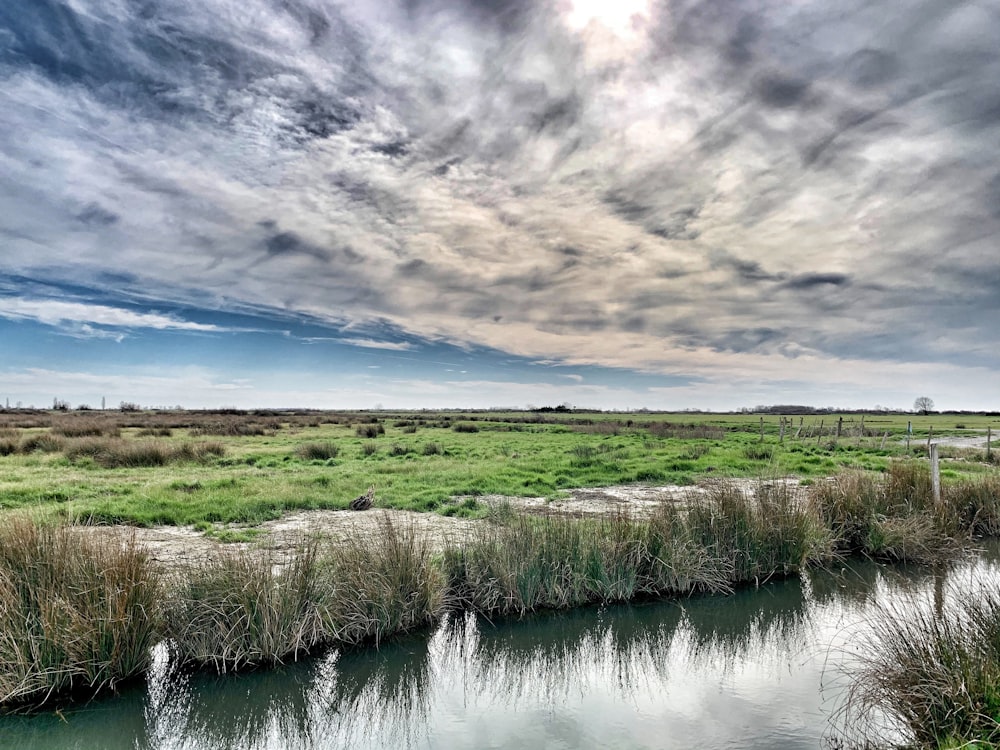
1 0 997 407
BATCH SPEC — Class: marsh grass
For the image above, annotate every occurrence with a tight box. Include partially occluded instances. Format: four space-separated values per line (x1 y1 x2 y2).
0 518 160 707
355 424 385 438
51 420 120 438
442 481 827 616
136 426 172 437
742 443 775 461
811 462 977 561
19 434 66 453
295 442 340 461
321 515 446 645
191 419 280 437
947 475 1000 537
64 438 224 468
163 516 445 672
841 586 1000 749
685 481 833 583
163 541 326 673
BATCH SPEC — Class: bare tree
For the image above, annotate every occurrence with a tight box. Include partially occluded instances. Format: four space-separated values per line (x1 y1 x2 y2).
913 396 935 415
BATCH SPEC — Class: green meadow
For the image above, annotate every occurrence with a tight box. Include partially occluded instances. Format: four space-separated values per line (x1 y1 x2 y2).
0 409 996 530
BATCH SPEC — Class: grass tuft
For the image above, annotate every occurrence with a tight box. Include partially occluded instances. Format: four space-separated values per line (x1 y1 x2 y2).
0 518 160 707
295 442 340 461
841 585 1000 749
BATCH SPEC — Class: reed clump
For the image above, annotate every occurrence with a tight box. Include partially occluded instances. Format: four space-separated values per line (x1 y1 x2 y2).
946 475 1000 537
162 541 326 673
811 462 959 561
0 518 160 707
842 586 1000 749
443 482 829 616
685 481 833 583
321 515 445 645
162 517 445 672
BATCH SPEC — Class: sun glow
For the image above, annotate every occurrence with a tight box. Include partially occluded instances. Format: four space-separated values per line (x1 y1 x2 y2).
564 0 651 36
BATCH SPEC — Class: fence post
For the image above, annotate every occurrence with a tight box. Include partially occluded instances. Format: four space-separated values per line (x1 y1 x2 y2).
929 443 941 509
988 427 993 461
927 425 933 449
759 416 764 443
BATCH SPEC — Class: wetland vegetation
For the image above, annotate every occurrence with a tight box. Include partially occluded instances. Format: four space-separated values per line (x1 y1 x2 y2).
1 407 999 747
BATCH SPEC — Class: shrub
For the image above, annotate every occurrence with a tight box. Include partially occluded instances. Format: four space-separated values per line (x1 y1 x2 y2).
422 442 443 456
361 442 378 456
453 423 479 433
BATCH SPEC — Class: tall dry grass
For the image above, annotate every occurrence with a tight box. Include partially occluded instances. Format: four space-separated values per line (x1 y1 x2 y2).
841 585 1000 748
0 518 160 707
443 481 829 616
811 462 960 561
64 438 224 468
162 541 326 673
162 516 445 672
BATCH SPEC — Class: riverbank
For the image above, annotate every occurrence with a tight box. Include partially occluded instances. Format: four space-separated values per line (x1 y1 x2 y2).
3 465 1000 747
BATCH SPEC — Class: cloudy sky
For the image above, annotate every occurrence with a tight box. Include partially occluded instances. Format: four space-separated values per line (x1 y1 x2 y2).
1 0 998 410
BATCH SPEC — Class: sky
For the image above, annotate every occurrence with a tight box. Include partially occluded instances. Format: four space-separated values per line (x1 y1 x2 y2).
1 0 998 411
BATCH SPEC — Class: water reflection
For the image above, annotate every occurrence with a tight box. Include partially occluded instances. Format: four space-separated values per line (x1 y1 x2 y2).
2 550 999 750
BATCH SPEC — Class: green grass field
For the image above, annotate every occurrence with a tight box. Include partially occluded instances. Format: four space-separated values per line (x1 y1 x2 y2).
0 409 996 528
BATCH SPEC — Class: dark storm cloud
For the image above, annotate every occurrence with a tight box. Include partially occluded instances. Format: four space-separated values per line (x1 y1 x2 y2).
75 203 119 226
783 273 852 291
752 73 815 110
709 252 783 283
264 231 330 262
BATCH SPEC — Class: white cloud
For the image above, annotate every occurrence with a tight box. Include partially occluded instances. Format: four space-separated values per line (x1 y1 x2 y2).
334 337 415 351
0 298 219 332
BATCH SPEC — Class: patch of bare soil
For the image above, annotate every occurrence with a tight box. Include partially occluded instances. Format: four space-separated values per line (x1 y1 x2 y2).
473 477 803 518
76 478 804 570
77 509 481 570
926 435 992 449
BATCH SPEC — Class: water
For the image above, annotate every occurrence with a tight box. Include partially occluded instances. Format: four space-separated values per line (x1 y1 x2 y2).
3 549 998 750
